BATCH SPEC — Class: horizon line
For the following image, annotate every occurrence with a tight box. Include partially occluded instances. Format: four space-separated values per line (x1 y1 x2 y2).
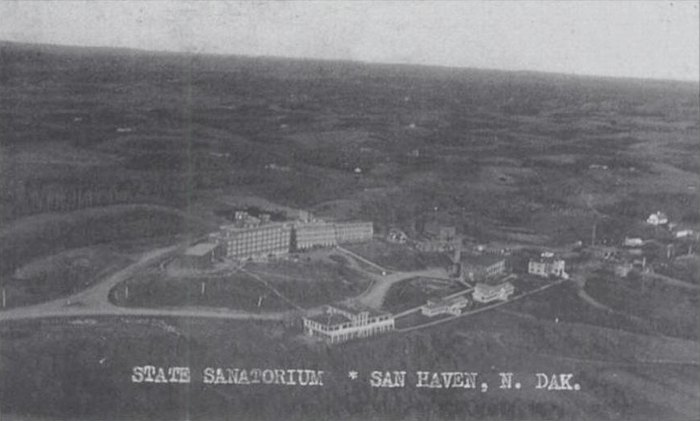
2 39 699 85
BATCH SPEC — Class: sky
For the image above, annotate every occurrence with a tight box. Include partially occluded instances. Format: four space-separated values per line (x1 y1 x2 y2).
0 1 698 81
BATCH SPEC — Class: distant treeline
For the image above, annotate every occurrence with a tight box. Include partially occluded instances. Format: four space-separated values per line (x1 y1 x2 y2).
0 176 189 219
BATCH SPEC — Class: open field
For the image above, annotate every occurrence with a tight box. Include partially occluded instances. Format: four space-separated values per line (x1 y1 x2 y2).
584 270 700 340
382 277 464 313
113 272 295 312
0 204 214 307
344 239 452 271
3 245 133 308
114 258 371 311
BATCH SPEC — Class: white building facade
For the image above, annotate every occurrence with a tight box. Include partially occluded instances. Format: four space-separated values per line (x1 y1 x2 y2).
528 252 567 278
302 304 394 344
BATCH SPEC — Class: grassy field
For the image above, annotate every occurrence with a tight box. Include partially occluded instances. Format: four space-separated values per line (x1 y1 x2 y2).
3 245 133 308
114 258 370 310
584 270 700 340
245 260 371 308
113 272 294 311
0 204 212 307
344 240 452 271
382 277 464 313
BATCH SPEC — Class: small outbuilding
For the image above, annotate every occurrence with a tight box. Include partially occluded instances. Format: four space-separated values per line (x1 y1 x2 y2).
181 242 221 269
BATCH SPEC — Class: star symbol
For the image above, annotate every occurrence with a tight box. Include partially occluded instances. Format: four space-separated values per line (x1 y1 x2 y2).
348 371 358 380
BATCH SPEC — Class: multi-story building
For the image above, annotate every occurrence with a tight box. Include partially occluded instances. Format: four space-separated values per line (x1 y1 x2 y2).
528 252 567 278
302 303 394 344
293 222 337 250
334 222 373 243
213 222 292 260
458 254 507 282
472 280 515 303
421 295 470 317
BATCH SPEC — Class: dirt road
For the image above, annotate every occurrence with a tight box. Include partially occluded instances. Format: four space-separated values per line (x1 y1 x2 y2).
0 243 291 323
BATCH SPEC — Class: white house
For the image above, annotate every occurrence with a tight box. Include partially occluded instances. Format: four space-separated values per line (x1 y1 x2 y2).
675 229 695 239
646 211 668 226
623 237 644 247
528 252 567 279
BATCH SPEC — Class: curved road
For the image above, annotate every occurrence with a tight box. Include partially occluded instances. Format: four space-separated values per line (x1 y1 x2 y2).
0 243 293 323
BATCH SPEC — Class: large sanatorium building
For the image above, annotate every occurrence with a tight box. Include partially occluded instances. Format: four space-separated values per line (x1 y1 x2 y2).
209 212 373 260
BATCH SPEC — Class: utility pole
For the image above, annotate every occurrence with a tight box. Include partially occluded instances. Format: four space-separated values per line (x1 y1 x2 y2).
201 281 206 296
125 285 129 301
2 288 5 308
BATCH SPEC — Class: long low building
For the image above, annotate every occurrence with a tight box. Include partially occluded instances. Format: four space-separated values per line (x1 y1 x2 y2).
472 277 515 303
302 303 394 344
293 221 373 250
421 295 471 317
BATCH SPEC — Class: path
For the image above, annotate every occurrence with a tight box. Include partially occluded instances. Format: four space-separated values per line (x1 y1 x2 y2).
336 245 390 274
641 271 700 291
0 243 290 323
349 264 450 309
395 279 566 332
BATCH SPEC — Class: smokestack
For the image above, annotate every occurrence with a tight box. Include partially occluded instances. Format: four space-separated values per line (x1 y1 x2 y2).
453 238 462 264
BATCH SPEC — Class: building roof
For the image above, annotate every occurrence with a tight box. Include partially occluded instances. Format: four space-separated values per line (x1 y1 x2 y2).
184 242 219 256
219 222 290 233
531 252 563 264
475 280 514 292
294 221 336 231
648 211 668 220
460 253 506 268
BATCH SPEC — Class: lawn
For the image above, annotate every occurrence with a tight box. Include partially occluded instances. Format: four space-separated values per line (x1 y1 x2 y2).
382 277 464 313
344 239 452 271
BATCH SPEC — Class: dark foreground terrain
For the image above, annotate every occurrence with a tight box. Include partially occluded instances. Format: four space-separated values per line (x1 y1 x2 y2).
0 309 698 421
0 42 698 420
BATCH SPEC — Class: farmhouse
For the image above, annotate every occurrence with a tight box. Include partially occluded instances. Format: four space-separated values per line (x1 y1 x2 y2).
646 211 668 226
675 229 695 239
528 252 567 278
387 228 408 244
623 237 644 247
302 303 394 344
472 278 515 303
421 295 470 317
